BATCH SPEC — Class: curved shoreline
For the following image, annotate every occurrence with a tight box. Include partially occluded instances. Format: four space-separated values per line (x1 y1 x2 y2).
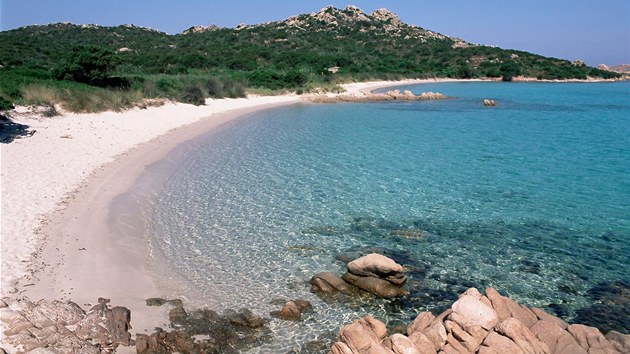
1 95 302 333
1 79 432 334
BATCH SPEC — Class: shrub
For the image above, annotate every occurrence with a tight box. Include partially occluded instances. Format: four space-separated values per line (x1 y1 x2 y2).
0 97 14 111
221 79 246 98
54 45 121 87
205 77 224 98
180 84 206 105
43 105 59 117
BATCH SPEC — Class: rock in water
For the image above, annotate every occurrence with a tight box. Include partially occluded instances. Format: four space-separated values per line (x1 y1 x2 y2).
310 271 356 294
271 300 312 321
347 253 407 286
342 272 409 298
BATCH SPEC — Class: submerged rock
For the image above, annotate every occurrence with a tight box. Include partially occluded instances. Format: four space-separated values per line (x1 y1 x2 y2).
270 300 312 321
342 272 409 298
310 271 357 295
138 305 270 354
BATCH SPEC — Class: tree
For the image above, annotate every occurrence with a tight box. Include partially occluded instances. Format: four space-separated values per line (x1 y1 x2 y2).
499 61 521 82
54 45 121 87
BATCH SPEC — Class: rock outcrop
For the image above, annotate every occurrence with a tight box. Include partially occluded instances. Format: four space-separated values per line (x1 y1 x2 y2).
309 90 447 103
328 287 630 354
0 297 131 353
311 253 408 299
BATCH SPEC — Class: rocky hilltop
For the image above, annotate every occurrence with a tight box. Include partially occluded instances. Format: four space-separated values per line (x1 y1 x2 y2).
187 5 467 46
599 64 630 74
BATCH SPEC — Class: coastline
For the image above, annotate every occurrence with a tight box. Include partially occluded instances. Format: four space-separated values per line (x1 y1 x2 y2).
0 79 426 335
3 78 625 348
0 94 303 332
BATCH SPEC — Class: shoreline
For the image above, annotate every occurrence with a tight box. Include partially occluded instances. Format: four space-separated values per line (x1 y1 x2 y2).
1 79 434 335
1 94 303 334
2 78 626 348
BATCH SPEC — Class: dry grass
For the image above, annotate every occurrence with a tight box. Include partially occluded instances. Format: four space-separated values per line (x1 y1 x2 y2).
21 85 60 107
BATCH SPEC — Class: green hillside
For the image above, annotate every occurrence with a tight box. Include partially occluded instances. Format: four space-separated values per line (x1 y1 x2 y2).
0 5 620 112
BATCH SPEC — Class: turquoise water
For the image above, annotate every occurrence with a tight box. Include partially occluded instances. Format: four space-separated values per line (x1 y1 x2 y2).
145 82 630 351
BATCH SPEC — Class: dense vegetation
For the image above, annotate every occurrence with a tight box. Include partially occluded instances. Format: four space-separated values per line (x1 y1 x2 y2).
0 6 621 112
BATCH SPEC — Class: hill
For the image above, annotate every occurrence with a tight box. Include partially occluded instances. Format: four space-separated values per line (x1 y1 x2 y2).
0 5 621 112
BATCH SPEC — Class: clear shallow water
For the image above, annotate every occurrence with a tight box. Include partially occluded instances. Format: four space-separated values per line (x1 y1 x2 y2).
144 82 630 351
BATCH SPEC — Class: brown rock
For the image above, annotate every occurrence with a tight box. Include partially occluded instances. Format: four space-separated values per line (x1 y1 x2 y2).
567 324 619 354
388 333 422 354
530 320 586 354
36 300 86 326
272 301 302 321
330 341 355 354
169 306 187 323
450 294 499 331
445 330 473 353
502 296 538 328
445 319 486 352
310 271 356 294
494 318 550 353
422 320 447 352
480 331 524 353
606 331 630 353
531 307 568 330
407 312 435 336
408 332 438 354
485 288 512 321
337 316 392 354
342 272 409 298
347 253 407 285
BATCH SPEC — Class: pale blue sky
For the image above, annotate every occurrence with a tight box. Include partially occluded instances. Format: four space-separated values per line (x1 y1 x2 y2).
1 0 628 66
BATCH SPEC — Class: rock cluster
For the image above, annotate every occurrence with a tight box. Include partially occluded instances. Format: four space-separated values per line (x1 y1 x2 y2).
136 304 269 354
329 287 630 354
311 253 408 298
309 90 447 104
0 297 131 353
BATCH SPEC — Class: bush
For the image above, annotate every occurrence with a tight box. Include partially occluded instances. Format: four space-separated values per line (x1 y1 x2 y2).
54 45 121 87
221 78 246 98
180 84 206 105
0 97 14 111
205 77 224 98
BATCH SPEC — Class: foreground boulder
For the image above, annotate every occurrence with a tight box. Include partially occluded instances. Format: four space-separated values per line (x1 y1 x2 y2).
0 297 131 353
328 287 630 354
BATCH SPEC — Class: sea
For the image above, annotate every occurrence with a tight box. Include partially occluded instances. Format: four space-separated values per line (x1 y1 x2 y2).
125 81 630 352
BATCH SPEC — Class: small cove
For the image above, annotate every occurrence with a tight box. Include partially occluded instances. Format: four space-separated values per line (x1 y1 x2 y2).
115 82 630 352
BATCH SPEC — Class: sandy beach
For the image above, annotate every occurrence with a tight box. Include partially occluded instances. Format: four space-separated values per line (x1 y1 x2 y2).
0 79 438 334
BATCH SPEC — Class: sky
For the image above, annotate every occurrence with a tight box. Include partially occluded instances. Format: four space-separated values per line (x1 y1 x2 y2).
1 0 628 66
